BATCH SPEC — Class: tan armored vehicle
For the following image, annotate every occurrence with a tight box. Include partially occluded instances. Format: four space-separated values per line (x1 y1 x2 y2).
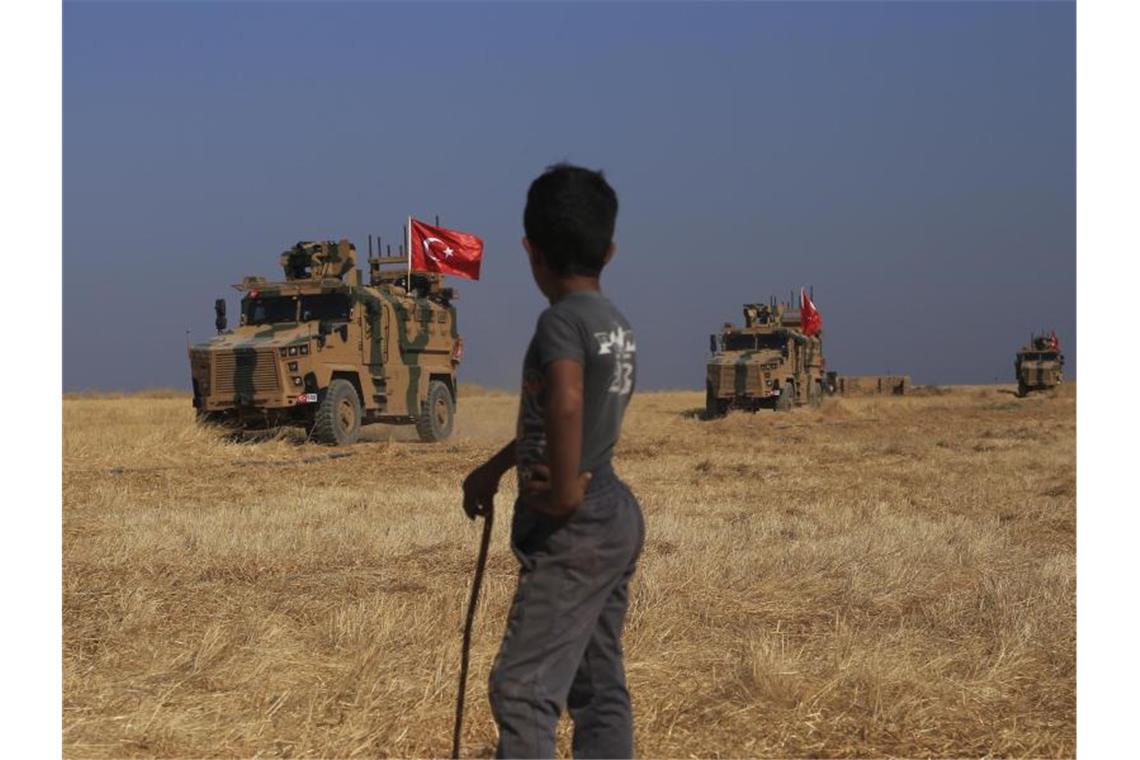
705 300 825 417
189 240 463 444
1015 331 1064 397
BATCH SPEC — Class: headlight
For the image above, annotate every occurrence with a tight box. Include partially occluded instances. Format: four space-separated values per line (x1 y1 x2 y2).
288 346 298 356
293 377 303 386
288 361 298 372
279 347 288 357
299 344 309 355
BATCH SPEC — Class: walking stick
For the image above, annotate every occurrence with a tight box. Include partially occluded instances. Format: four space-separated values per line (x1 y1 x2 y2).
451 506 494 759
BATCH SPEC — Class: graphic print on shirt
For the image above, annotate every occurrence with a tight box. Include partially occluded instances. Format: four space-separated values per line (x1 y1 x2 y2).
594 325 637 395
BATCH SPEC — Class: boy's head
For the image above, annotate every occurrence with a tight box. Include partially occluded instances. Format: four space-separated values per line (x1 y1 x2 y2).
523 163 618 291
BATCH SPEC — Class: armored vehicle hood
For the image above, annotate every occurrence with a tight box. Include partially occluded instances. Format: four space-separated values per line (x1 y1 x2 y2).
194 323 314 352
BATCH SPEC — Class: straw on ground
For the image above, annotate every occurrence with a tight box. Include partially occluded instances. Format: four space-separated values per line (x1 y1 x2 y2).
63 384 1075 757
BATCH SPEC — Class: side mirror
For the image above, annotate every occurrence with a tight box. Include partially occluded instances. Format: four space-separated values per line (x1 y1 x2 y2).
318 319 332 337
709 334 717 354
214 299 227 333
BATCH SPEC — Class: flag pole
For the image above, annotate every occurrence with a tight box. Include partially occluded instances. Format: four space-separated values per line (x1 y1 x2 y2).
406 215 412 295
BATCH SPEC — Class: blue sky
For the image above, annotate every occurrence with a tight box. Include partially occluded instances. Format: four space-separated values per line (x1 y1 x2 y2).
64 1 1075 390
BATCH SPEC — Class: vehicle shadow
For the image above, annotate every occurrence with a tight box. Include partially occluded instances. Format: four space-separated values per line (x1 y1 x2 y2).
682 407 734 422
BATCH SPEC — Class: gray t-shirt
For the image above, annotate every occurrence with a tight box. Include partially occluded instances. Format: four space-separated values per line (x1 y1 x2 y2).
515 290 637 488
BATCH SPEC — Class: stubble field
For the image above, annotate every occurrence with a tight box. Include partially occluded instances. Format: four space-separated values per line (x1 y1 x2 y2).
63 385 1075 758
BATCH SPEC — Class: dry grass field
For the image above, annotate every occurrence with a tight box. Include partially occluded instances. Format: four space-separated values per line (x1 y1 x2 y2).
63 384 1075 758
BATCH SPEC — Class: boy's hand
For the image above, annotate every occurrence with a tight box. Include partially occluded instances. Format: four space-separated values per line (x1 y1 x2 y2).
462 463 499 520
461 441 517 520
521 463 592 517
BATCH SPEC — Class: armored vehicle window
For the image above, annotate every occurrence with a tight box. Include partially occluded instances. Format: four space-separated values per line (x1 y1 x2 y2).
245 296 298 325
724 333 787 351
300 293 352 322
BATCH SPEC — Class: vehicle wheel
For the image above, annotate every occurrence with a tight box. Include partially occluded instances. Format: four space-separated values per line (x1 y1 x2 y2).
416 380 455 442
776 381 795 411
311 379 362 445
1016 382 1028 398
705 382 727 419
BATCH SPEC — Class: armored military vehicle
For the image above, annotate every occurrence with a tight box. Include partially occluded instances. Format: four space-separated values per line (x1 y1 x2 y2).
189 239 463 444
1015 331 1064 397
705 299 825 417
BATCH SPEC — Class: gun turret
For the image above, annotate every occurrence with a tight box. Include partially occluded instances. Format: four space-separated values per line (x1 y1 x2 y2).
742 303 782 328
280 239 359 284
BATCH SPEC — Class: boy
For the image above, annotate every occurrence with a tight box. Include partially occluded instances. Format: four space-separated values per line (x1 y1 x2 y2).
462 163 645 758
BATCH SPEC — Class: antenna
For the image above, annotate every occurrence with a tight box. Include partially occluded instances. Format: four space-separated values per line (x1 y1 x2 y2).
435 214 440 226
387 244 391 255
368 234 373 257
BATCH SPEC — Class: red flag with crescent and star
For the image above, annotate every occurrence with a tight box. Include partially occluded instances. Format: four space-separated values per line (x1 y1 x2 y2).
409 218 484 281
800 288 822 337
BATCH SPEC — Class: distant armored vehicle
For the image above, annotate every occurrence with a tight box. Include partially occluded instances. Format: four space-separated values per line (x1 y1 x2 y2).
705 300 825 417
1015 331 1064 397
189 240 462 444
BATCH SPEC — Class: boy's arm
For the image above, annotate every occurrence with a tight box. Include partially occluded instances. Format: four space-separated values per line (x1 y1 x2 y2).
462 439 515 519
530 358 591 517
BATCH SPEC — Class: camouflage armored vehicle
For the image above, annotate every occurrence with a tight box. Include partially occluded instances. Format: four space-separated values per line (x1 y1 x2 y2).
1015 331 1064 397
705 300 825 417
189 239 463 444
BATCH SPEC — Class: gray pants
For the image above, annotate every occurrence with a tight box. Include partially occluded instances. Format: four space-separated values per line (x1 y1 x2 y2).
490 465 645 759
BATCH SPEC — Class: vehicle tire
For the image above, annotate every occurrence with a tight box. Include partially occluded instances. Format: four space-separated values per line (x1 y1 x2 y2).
416 380 455 443
311 379 362 445
705 382 727 419
776 381 795 411
1016 382 1028 398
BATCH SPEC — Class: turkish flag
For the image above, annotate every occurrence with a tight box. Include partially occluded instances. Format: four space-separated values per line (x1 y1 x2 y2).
1050 331 1061 351
409 218 484 281
800 288 822 336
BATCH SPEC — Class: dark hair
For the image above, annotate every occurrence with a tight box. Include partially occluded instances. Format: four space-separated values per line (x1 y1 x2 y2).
523 163 618 276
